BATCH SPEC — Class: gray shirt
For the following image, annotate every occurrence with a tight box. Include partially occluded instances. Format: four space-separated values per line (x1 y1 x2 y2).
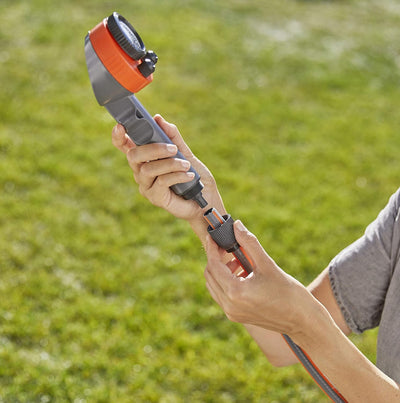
329 188 400 383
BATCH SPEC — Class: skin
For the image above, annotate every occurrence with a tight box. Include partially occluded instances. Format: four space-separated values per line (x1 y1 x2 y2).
112 116 400 402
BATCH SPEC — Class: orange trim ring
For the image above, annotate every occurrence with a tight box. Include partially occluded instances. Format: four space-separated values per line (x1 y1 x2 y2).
89 19 153 93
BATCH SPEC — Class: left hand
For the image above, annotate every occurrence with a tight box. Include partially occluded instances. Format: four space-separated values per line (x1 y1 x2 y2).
204 220 317 338
111 115 225 224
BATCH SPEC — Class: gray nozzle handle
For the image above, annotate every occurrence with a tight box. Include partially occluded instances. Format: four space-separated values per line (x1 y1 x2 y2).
106 95 203 199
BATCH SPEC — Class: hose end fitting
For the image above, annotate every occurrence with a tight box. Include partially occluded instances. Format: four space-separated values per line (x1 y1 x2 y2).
204 208 253 276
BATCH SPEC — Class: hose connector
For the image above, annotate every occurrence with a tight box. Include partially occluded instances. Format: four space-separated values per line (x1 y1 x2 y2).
204 208 253 277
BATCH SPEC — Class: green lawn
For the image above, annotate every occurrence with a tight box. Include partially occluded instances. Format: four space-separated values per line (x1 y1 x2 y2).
1 0 400 401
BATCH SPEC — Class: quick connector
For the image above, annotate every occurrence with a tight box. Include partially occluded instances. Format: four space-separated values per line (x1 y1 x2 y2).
204 208 253 277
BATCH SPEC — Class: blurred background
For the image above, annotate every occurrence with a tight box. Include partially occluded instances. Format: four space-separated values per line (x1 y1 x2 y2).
1 0 400 401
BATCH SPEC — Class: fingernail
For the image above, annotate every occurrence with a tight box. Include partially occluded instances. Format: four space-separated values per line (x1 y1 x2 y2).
116 124 126 134
187 172 195 179
181 160 190 169
166 144 177 154
235 220 246 232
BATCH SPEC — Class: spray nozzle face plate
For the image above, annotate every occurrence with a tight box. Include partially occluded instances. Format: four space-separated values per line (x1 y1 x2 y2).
107 12 146 60
107 12 158 78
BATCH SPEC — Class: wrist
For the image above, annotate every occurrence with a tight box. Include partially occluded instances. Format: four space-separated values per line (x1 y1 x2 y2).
189 212 208 235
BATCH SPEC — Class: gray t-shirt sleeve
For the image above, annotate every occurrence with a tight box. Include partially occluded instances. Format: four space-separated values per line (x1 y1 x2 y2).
328 189 400 334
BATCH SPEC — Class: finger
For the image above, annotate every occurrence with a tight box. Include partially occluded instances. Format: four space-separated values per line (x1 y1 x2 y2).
140 158 191 179
233 220 275 273
204 270 224 307
154 115 194 160
126 143 178 172
112 124 136 154
133 158 193 195
205 236 237 293
204 239 227 307
143 171 195 198
205 234 226 262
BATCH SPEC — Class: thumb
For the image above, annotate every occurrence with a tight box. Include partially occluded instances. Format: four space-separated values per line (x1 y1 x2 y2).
233 220 273 272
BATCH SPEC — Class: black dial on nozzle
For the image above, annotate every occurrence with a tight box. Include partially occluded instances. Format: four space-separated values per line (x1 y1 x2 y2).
107 12 146 60
138 50 159 77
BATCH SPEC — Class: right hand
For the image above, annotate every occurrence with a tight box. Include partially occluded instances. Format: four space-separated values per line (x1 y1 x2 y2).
204 220 317 340
111 114 226 225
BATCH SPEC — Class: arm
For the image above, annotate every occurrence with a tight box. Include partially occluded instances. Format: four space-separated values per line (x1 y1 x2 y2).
243 267 352 367
204 220 400 402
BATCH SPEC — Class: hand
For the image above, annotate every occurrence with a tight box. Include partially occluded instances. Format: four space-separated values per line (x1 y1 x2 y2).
112 115 225 224
204 220 317 338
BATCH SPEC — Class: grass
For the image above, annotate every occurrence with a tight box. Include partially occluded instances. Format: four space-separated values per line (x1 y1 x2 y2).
1 0 400 401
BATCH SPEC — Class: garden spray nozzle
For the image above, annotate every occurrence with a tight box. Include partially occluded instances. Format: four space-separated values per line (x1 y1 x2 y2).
85 12 207 207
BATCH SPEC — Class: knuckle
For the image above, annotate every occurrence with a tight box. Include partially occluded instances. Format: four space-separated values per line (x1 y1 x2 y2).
111 136 118 146
156 175 169 187
225 308 238 323
126 149 136 164
146 191 163 208
204 265 210 278
225 312 233 321
228 282 246 303
225 283 237 301
207 173 216 186
139 162 151 176
244 229 256 241
138 186 146 197
244 231 258 246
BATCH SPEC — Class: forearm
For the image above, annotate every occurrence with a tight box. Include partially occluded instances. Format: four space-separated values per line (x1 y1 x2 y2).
244 324 298 367
242 267 352 369
291 301 400 402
